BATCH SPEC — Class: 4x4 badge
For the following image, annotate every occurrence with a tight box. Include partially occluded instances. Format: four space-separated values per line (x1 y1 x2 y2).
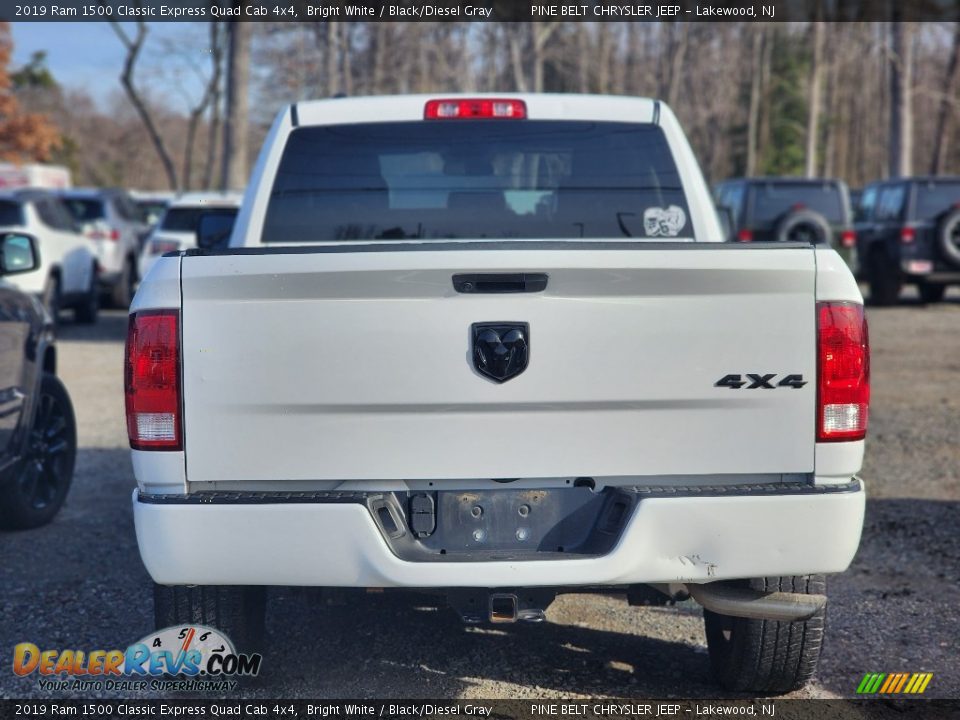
472 323 529 383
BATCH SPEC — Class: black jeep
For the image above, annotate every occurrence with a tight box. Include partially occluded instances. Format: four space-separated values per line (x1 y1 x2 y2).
855 177 960 304
714 177 855 265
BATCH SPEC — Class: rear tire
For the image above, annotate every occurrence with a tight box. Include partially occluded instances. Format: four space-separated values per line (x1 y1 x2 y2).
43 275 61 326
937 209 960 266
703 575 826 694
917 281 946 304
153 584 266 653
74 271 100 324
0 374 77 530
868 252 901 306
774 210 831 245
111 257 136 308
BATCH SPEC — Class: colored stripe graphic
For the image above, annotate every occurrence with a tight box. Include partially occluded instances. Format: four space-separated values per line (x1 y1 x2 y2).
857 672 932 694
879 674 896 693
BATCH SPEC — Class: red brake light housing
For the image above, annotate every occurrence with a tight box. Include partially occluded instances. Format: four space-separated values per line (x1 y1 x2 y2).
817 302 869 442
85 227 120 241
736 229 753 242
149 238 182 256
424 98 527 120
899 227 915 244
840 230 856 248
125 310 182 450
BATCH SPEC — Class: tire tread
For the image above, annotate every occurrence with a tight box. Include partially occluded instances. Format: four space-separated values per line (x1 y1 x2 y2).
704 575 826 694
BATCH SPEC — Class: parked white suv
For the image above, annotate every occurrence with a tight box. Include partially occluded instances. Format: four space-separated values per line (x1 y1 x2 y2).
60 188 148 307
0 190 98 323
129 95 868 693
138 191 242 280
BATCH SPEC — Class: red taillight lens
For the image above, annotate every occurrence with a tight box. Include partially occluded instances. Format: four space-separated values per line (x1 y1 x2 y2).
149 239 181 256
424 98 527 120
737 229 753 242
125 310 181 450
841 230 856 248
85 227 120 241
817 302 869 442
900 227 915 244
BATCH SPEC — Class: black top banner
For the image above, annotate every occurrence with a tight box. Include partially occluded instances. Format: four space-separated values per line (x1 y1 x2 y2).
2 0 959 22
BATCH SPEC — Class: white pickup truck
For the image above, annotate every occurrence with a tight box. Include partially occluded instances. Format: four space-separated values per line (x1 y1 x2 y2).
127 94 869 693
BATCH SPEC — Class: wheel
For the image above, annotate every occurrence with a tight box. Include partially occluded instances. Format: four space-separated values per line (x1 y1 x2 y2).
43 274 61 325
774 210 831 245
867 252 901 306
154 584 266 653
0 374 77 530
917 281 946 304
937 209 960 266
74 269 100 324
704 575 826 693
111 257 136 308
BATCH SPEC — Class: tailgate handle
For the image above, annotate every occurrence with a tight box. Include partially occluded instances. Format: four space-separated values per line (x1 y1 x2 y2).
453 273 548 294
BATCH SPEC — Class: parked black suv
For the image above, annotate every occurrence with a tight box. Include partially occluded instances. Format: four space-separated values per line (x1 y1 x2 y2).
0 232 77 529
714 177 856 263
854 177 960 304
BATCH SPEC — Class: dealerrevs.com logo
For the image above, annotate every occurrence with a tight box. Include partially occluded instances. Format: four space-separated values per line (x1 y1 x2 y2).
13 625 262 692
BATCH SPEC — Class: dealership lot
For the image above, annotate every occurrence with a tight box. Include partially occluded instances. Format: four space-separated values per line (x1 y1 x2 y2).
1 295 957 699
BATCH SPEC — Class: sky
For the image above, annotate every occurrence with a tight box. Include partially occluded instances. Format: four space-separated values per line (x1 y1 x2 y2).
11 22 211 108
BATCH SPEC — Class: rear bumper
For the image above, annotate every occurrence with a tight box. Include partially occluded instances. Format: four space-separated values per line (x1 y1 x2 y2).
134 480 865 588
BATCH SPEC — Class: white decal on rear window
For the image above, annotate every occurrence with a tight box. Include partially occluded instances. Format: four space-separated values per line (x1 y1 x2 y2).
643 205 687 237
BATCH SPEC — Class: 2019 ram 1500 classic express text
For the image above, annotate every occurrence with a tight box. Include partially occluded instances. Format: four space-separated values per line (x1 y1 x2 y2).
127 95 869 693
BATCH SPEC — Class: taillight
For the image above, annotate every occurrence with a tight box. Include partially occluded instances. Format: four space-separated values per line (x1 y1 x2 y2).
737 229 753 242
424 98 526 120
817 302 869 442
125 310 181 450
149 239 181 256
840 230 856 248
900 227 915 244
86 227 120 241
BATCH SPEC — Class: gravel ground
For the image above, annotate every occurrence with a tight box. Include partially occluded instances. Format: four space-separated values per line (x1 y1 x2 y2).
1 291 957 700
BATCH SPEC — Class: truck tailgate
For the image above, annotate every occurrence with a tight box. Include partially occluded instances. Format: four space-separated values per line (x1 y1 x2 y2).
180 245 816 483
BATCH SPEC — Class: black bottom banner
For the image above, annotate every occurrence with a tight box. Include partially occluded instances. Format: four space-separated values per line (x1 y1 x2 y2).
1 700 959 720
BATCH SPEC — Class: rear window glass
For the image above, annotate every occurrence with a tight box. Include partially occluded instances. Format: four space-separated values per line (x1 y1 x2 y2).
161 207 236 232
137 200 169 225
61 198 105 222
913 181 960 220
0 200 24 226
262 121 691 243
748 183 846 226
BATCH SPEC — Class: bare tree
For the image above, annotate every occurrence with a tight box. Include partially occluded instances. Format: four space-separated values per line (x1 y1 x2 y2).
805 21 825 177
181 22 224 191
110 22 178 190
531 23 558 92
221 19 251 191
888 20 914 177
930 23 960 174
202 23 225 190
658 23 688 106
746 26 766 175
